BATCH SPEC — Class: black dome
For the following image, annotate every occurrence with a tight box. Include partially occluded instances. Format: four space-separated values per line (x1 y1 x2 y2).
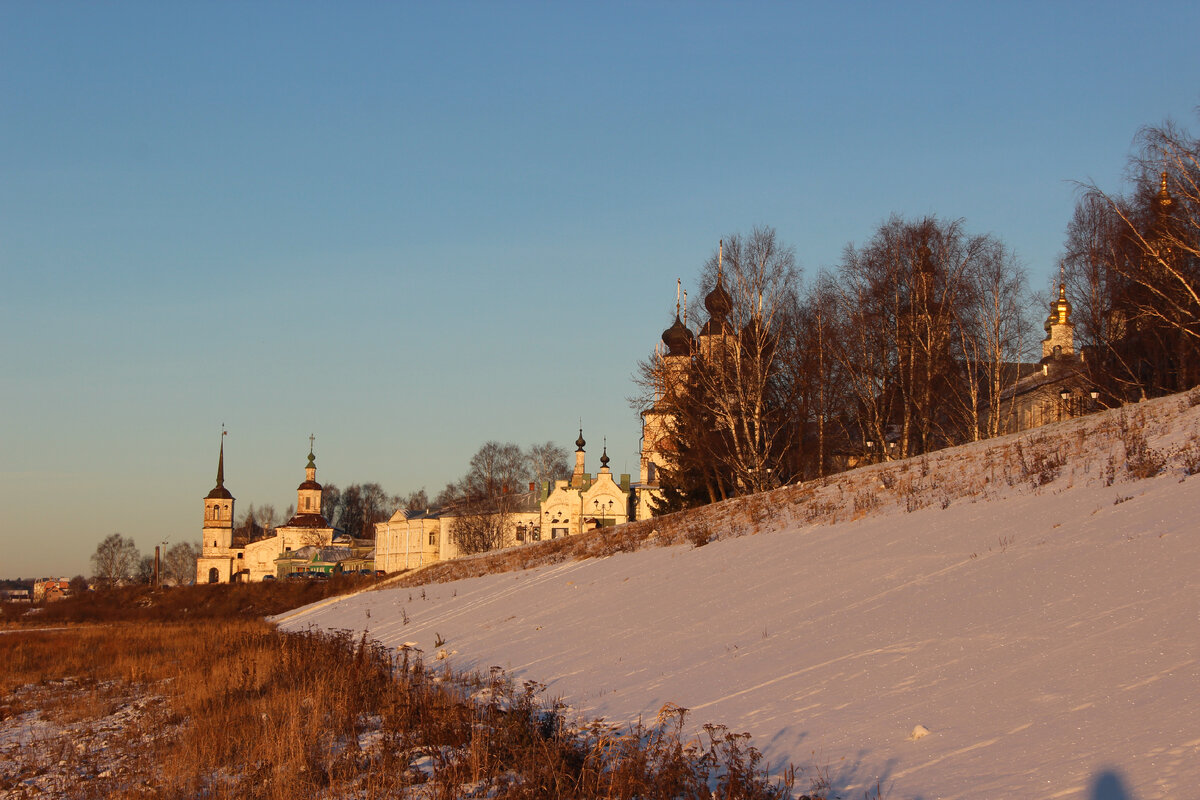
661 315 694 356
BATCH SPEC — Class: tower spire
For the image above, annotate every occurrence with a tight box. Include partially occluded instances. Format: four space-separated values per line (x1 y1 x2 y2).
216 428 226 488
571 425 587 488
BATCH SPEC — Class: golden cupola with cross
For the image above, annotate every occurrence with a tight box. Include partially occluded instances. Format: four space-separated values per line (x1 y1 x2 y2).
1041 283 1075 360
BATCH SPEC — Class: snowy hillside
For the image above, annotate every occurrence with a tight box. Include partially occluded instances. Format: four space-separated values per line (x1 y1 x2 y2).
276 392 1200 799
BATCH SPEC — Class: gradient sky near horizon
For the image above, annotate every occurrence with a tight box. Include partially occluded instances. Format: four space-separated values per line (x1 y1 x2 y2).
3 1 1199 578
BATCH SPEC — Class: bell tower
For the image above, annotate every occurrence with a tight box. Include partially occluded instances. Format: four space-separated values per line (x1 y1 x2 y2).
1041 283 1075 360
202 431 235 550
295 435 324 519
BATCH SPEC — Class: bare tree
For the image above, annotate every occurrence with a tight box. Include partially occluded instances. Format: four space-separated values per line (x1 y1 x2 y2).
338 483 392 540
687 228 800 495
134 556 155 584
320 484 341 524
1069 118 1200 397
950 236 1030 440
256 504 276 537
525 441 570 491
829 216 1020 458
448 508 511 555
400 488 430 512
785 273 847 479
162 542 200 586
445 441 534 554
90 533 140 588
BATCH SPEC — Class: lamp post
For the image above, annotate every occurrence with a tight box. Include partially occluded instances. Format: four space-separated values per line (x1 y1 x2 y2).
1089 390 1100 412
1060 388 1071 421
593 499 613 528
865 440 874 465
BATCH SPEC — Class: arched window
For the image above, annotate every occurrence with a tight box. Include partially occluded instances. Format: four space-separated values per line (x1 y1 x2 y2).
208 567 219 584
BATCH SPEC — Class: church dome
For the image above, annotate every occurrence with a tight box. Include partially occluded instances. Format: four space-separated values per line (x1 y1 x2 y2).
700 262 734 339
704 279 733 320
661 315 694 356
1052 284 1071 326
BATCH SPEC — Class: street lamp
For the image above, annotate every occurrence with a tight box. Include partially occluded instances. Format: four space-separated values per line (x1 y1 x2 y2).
1060 388 1072 421
593 498 613 528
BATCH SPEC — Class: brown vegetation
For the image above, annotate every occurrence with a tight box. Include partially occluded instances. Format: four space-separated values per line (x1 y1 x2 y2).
0 574 379 626
0 622 803 799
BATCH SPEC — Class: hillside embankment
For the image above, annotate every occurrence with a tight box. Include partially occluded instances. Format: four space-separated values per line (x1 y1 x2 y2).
278 387 1200 800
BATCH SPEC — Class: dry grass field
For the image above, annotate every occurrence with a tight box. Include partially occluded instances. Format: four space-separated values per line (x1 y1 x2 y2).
0 574 382 626
0 616 804 799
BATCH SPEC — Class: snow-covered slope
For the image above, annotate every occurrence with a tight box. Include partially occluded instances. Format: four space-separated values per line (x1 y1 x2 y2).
277 394 1200 799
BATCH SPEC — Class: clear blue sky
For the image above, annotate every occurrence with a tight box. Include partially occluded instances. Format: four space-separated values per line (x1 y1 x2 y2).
3 1 1198 578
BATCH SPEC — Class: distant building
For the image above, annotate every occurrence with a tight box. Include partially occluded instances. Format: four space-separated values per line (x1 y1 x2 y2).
1 587 32 604
196 436 336 583
32 578 70 603
1001 285 1094 432
276 544 374 577
374 431 632 573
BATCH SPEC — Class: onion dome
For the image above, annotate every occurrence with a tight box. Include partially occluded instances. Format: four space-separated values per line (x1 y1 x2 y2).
298 444 322 491
704 277 733 321
575 428 586 452
1155 171 1174 213
1052 284 1071 326
661 314 694 356
600 441 610 470
700 263 735 337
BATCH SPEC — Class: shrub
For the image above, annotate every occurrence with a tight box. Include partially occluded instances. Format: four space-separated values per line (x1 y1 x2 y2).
1119 409 1166 479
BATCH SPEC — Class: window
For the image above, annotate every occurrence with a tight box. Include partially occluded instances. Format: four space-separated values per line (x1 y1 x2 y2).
304 496 310 510
516 525 526 542
429 532 436 546
237 553 243 559
552 527 568 539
